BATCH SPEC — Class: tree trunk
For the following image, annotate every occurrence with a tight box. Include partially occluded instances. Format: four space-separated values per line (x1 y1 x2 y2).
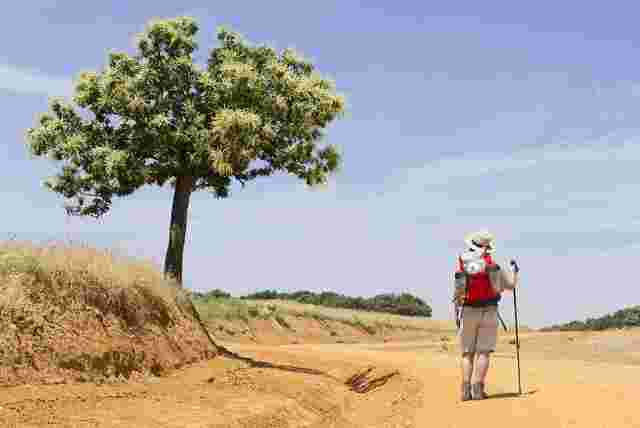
163 175 194 287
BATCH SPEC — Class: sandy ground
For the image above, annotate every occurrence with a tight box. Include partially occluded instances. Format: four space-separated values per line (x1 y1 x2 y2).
1 329 639 427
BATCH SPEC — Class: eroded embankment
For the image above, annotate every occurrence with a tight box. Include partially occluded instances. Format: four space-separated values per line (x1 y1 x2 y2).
0 242 217 386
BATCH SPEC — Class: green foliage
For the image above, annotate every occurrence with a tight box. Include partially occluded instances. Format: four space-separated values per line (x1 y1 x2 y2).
25 16 345 287
541 306 640 332
26 17 345 217
241 289 432 318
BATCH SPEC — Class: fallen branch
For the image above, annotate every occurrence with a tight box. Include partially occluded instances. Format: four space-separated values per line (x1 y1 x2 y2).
345 367 400 393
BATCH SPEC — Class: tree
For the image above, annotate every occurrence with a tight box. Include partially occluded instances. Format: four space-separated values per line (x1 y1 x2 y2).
26 17 346 286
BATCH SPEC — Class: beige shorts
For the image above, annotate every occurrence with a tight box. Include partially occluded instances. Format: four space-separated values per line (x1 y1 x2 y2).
458 306 498 354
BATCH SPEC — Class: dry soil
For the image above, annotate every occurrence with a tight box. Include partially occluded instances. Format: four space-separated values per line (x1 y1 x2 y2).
1 328 639 427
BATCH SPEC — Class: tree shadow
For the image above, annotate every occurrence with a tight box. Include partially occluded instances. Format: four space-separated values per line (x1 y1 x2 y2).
487 389 539 399
184 295 407 393
182 295 343 382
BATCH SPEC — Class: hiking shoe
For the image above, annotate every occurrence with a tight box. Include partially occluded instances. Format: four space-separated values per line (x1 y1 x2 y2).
471 383 486 400
461 382 472 401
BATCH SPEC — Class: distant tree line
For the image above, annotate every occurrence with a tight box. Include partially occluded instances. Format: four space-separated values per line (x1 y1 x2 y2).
541 306 640 331
238 290 432 318
189 289 232 300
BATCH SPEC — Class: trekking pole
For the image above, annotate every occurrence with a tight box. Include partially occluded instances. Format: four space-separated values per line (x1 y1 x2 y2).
510 260 522 396
497 311 508 332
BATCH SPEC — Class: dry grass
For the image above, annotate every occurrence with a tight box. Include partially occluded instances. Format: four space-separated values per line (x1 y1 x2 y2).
252 299 455 332
0 240 183 330
193 297 282 323
0 240 220 385
0 238 452 337
196 297 455 334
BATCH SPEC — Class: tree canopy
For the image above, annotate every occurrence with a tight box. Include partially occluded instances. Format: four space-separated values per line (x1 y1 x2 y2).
26 17 346 284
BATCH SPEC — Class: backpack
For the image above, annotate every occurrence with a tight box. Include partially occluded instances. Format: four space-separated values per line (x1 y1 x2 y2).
453 249 502 306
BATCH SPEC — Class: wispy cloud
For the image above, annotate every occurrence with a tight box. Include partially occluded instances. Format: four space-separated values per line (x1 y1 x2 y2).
0 63 72 97
379 132 640 254
399 133 640 186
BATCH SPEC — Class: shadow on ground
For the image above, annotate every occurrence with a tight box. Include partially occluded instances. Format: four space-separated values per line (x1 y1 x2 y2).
488 389 539 400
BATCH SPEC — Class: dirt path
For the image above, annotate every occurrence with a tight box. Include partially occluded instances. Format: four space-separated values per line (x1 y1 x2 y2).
1 334 639 427
275 340 640 428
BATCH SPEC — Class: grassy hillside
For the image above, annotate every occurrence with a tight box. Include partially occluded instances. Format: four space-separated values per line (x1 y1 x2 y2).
191 292 452 340
192 289 432 318
541 306 640 332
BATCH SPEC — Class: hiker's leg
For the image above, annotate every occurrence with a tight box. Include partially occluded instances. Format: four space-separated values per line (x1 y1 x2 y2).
471 352 491 399
459 307 481 401
460 352 474 401
461 352 475 383
471 307 498 399
473 352 491 384
459 309 479 384
459 307 480 357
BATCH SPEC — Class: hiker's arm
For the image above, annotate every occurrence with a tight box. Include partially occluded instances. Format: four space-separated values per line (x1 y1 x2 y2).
499 266 518 291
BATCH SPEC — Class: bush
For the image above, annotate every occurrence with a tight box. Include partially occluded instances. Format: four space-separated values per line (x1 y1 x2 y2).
190 289 231 300
541 306 640 332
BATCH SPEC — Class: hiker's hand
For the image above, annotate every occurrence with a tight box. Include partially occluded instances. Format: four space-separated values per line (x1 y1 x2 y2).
512 270 520 288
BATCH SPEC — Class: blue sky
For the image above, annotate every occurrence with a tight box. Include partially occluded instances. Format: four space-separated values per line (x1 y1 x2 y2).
3 1 640 327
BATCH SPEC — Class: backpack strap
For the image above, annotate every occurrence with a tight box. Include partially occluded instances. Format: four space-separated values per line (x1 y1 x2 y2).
453 256 467 306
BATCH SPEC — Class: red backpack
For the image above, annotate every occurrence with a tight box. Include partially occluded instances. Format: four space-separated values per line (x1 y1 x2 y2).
457 253 500 305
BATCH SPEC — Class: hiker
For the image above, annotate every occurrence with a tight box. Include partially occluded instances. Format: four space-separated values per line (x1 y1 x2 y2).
453 230 518 401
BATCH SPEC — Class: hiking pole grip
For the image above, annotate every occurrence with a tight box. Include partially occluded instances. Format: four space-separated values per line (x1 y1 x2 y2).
510 259 522 395
510 259 520 274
